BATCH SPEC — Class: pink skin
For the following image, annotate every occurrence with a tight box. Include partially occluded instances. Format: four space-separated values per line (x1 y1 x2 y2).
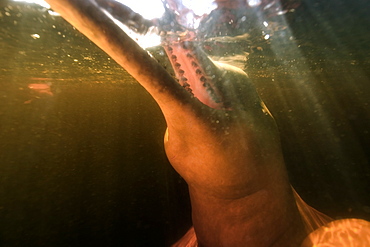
43 1 369 246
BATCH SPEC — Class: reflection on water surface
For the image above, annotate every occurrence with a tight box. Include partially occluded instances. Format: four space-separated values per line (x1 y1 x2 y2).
0 0 369 246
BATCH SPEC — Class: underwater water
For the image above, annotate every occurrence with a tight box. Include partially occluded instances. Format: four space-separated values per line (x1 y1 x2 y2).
0 0 369 246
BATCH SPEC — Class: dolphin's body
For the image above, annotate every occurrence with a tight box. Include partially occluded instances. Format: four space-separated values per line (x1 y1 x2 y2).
43 1 370 246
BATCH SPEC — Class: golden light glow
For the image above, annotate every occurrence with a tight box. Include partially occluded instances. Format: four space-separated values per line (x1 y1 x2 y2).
301 219 370 247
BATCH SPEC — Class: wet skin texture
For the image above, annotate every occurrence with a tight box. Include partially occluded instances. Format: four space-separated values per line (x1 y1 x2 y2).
44 1 370 246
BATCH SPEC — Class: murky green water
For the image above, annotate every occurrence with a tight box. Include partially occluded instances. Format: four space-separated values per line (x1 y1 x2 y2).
0 0 369 246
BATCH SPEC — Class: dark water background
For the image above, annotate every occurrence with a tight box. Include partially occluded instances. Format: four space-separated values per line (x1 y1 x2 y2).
0 0 369 246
